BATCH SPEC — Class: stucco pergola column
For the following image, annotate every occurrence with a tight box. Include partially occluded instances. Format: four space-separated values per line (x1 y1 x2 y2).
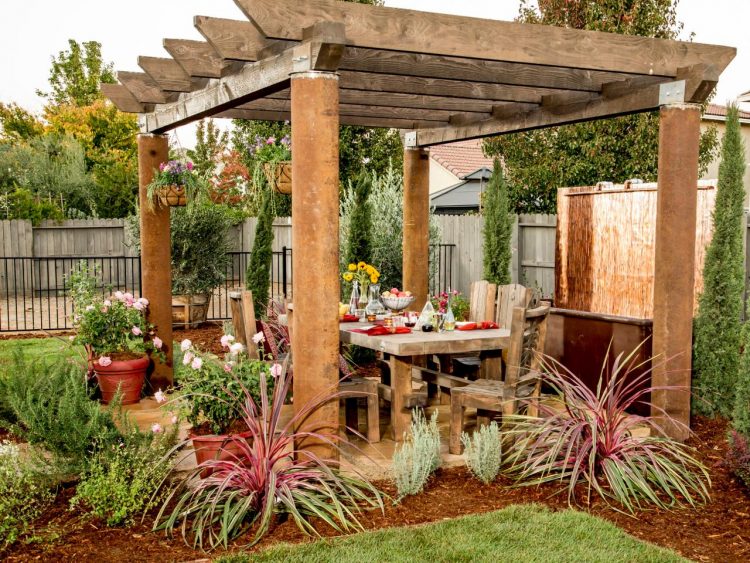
291 71 340 460
403 147 430 307
137 134 173 389
652 103 701 440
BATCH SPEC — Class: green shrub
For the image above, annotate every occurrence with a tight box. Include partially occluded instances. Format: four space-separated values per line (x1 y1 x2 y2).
461 421 502 484
3 351 120 474
0 441 54 549
693 105 747 417
246 189 274 314
71 425 178 526
391 409 441 498
342 170 373 268
483 159 513 285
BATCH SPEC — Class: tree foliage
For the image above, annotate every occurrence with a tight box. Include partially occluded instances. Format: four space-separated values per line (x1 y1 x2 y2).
693 106 746 418
343 170 373 266
246 189 276 314
187 119 229 177
484 0 719 214
483 160 513 285
37 40 115 107
0 103 44 142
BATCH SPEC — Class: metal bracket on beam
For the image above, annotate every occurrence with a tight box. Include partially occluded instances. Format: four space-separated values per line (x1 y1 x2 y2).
404 131 417 148
658 80 686 106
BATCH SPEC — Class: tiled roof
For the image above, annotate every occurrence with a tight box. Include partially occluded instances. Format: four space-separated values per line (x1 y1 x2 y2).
429 140 494 179
705 103 750 120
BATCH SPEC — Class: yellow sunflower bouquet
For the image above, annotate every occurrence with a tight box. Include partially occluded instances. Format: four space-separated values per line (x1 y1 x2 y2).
342 261 381 294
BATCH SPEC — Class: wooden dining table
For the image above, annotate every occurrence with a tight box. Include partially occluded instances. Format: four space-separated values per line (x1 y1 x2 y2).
339 322 510 440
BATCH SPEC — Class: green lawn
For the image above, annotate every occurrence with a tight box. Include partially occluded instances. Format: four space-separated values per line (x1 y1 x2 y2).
224 504 684 563
0 337 83 367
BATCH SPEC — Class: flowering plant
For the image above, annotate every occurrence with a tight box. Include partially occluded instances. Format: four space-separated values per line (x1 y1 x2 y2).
342 261 381 295
247 134 292 192
68 260 164 364
177 333 278 435
145 160 209 209
431 290 470 321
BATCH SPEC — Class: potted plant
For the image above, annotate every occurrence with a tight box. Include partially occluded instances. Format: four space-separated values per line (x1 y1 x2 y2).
69 265 164 405
177 334 278 476
146 160 208 208
248 134 292 194
170 204 233 327
432 290 470 321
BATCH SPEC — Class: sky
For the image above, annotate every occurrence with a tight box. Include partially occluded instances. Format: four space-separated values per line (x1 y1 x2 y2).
0 0 748 148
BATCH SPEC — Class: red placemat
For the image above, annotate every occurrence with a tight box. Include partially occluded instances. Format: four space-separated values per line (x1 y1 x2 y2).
340 314 360 322
456 321 498 331
351 326 412 336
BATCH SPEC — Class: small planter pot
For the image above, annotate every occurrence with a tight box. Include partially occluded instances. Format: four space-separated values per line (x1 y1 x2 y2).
94 355 149 405
191 432 253 478
157 184 187 207
263 161 292 194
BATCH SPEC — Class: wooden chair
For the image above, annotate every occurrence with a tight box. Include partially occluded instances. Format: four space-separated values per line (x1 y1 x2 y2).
449 302 550 454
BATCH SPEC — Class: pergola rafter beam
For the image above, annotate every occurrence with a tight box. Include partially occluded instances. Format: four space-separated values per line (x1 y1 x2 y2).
163 39 236 78
117 71 175 105
140 35 346 133
101 83 150 113
236 0 734 76
138 56 203 93
218 108 443 130
412 79 693 147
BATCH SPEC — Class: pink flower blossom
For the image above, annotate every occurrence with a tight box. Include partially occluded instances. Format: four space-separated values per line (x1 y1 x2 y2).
154 389 166 404
124 292 133 301
131 326 142 336
100 306 109 313
229 342 244 355
171 415 178 424
114 291 124 300
85 304 94 311
223 363 233 373
151 423 162 434
139 297 149 307
103 299 111 307
191 356 203 370
133 301 144 311
270 363 283 378
180 339 192 352
252 331 265 344
186 161 194 171
159 162 166 171
98 356 112 367
182 351 194 365
220 334 235 348
153 336 163 349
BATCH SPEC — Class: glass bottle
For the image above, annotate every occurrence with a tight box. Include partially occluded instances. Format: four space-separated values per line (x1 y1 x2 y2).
365 283 382 319
443 294 456 331
348 280 360 316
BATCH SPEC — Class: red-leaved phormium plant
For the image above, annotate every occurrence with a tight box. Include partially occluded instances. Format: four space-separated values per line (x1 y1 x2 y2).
727 430 750 489
153 359 384 550
503 346 711 513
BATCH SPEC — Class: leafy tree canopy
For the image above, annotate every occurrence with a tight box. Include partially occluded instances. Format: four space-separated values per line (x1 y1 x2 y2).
37 40 116 107
187 119 229 177
484 0 718 214
0 103 44 142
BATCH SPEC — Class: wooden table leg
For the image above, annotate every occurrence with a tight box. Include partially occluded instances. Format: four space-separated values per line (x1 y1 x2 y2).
389 355 414 441
480 350 503 381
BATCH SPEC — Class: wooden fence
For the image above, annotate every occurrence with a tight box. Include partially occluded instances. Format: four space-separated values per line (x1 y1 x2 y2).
0 215 557 298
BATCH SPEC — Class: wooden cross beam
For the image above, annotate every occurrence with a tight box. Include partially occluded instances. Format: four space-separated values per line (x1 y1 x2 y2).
235 0 735 76
218 108 441 130
163 39 235 78
138 56 203 93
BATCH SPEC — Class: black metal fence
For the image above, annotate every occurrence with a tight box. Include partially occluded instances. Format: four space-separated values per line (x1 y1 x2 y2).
0 244 455 332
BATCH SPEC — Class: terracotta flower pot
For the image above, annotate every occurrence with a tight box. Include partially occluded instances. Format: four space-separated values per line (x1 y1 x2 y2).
191 432 253 478
94 355 149 405
157 184 187 207
263 161 292 194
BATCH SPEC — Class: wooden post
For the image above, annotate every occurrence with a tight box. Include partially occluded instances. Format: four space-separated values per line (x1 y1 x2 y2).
403 147 430 308
137 134 173 389
291 71 340 460
652 103 701 440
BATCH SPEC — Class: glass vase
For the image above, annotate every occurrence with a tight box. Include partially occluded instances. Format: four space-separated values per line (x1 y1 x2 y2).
348 281 360 315
365 283 383 316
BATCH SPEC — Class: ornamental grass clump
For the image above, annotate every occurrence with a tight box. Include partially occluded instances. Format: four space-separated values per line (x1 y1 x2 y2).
391 409 441 498
504 348 711 512
461 421 502 484
155 363 383 550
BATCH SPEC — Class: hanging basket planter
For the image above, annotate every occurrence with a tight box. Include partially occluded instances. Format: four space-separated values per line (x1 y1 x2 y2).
263 161 292 194
157 184 187 207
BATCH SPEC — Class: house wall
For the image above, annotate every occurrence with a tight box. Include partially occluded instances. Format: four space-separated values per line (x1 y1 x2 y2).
429 159 460 194
700 119 750 206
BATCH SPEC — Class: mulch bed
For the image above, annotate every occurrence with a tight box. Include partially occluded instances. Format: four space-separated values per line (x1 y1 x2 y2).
3 326 749 561
3 416 749 562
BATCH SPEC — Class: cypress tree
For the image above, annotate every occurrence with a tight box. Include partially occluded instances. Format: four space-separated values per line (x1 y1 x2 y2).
344 170 372 266
735 324 750 435
246 189 275 315
483 159 513 285
693 105 747 417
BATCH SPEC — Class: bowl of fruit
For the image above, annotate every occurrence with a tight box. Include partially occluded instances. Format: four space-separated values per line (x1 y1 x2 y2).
381 288 415 313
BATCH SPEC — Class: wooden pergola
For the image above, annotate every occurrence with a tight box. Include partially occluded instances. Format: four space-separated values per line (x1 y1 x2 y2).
103 0 735 446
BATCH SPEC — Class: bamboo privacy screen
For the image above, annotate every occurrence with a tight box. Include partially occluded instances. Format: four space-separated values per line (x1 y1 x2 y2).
555 181 717 319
